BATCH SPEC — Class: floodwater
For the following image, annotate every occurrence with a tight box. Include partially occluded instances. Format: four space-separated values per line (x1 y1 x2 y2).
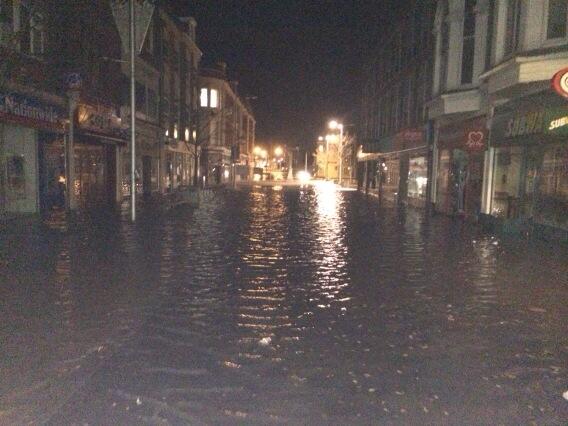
1 183 567 425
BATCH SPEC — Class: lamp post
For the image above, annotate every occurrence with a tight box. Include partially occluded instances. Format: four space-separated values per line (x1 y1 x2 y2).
129 0 136 222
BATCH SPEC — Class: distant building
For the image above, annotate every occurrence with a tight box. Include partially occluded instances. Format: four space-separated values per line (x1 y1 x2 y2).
198 62 256 184
358 1 436 208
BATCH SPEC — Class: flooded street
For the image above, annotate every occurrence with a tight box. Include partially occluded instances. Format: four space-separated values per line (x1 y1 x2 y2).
1 184 567 425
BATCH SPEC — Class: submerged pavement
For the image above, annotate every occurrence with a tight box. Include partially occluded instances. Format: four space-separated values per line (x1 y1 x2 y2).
1 184 567 425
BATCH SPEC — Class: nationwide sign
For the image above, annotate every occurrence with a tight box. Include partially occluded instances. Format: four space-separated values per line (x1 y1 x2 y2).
0 91 63 130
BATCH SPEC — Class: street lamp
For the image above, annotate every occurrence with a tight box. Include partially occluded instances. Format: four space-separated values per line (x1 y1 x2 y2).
328 120 344 185
274 146 283 157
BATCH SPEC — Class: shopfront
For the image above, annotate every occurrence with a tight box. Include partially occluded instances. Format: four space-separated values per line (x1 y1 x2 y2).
0 90 64 217
121 122 160 198
489 93 568 239
436 116 487 217
75 102 125 209
164 138 193 191
378 128 427 207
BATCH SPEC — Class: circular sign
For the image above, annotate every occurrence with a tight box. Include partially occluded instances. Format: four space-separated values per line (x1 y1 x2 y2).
552 67 568 99
66 73 82 90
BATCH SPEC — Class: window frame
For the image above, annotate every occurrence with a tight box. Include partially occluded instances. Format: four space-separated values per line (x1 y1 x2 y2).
544 0 568 46
503 0 522 58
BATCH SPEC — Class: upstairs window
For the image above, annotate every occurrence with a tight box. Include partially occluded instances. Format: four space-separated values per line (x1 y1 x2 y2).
504 0 521 57
0 0 13 25
485 0 495 70
461 0 476 84
200 88 219 108
200 88 208 107
439 0 449 92
210 89 218 108
546 0 568 40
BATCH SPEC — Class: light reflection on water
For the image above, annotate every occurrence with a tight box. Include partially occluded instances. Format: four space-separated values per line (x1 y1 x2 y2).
1 185 568 424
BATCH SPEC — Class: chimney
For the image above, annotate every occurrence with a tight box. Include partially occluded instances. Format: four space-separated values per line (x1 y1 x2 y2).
179 17 197 41
216 61 228 76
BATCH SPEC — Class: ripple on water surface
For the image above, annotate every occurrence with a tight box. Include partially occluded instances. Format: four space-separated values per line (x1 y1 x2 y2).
1 185 567 425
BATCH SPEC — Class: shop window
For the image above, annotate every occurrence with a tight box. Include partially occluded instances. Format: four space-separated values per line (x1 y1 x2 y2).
408 156 428 199
6 154 26 198
546 0 568 41
534 145 568 230
491 146 523 218
436 150 451 212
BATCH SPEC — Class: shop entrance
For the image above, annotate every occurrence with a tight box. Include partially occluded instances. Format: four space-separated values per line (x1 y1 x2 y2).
437 149 484 217
38 134 65 214
74 144 116 208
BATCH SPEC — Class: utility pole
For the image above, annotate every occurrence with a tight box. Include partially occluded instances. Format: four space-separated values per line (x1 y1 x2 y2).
338 125 344 185
129 0 136 222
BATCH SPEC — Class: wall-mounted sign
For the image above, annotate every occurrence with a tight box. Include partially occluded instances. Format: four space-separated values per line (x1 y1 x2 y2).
492 104 568 144
438 117 487 152
551 67 568 99
66 73 83 90
77 103 124 136
0 92 63 130
545 107 568 137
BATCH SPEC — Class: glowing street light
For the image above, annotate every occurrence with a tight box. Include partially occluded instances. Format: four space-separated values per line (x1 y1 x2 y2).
274 146 283 157
253 146 262 156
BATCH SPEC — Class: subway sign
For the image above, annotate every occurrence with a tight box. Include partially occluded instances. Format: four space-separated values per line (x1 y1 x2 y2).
552 67 568 99
492 105 568 144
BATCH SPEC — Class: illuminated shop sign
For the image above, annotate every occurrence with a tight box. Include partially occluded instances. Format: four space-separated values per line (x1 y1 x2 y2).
438 117 487 152
77 103 124 136
492 104 568 144
551 67 568 99
0 92 62 128
549 115 568 131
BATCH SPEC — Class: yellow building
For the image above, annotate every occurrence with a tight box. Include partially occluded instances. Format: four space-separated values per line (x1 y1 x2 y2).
315 136 339 180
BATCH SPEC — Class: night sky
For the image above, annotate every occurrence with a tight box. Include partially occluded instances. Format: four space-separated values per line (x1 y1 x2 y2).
171 0 408 148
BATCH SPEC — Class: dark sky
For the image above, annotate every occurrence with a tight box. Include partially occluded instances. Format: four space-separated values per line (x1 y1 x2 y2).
171 0 407 147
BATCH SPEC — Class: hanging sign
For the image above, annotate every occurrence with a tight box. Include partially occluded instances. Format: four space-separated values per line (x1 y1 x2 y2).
552 67 568 99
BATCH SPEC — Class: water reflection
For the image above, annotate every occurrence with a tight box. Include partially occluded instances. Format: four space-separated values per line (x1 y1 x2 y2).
2 185 568 425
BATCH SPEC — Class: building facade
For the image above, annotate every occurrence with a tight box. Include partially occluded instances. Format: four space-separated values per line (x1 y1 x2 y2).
1 0 126 218
431 0 568 240
198 62 256 185
358 1 435 208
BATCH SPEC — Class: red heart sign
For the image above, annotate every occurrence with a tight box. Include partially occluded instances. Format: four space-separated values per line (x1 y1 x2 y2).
466 131 485 151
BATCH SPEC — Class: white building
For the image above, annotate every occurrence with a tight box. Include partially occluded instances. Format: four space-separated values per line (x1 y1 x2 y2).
198 62 256 184
430 0 568 240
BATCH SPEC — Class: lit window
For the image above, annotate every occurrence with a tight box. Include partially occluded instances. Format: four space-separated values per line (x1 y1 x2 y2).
200 88 208 107
547 0 568 40
210 89 218 108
